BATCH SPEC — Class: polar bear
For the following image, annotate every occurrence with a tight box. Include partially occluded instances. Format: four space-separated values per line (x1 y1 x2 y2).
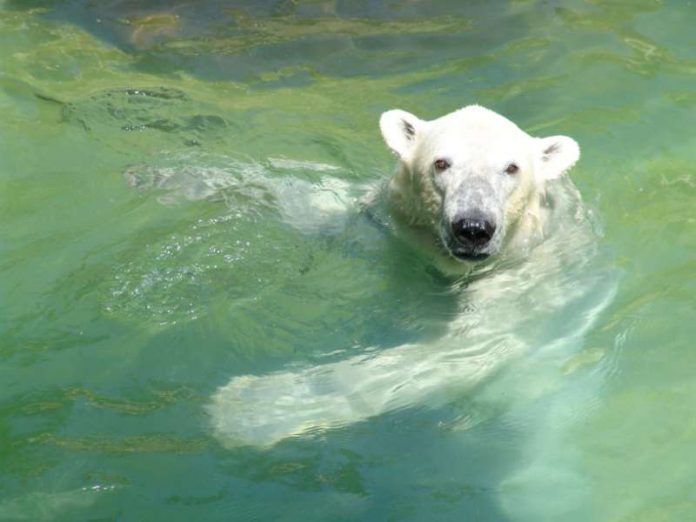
207 105 613 451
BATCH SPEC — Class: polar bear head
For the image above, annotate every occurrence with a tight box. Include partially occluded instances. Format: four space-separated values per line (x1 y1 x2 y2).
380 105 580 263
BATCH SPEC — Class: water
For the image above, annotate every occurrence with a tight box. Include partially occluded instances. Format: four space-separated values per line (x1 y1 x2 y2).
0 1 694 520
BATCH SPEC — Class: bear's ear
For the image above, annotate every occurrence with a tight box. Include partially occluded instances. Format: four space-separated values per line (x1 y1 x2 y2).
379 109 424 160
536 135 580 180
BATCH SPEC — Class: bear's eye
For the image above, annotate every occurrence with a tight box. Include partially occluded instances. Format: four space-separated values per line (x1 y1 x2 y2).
505 163 520 175
434 159 450 171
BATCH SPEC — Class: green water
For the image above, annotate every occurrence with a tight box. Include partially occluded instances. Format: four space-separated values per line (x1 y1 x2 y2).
1 1 694 520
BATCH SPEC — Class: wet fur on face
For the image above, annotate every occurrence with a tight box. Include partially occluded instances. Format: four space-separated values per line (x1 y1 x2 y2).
380 105 580 268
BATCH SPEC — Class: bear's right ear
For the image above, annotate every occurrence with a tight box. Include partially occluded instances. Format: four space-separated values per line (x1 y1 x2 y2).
379 109 424 161
535 135 581 180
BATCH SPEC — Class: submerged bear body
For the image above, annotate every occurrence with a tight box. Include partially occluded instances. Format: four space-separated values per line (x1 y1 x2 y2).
208 106 609 450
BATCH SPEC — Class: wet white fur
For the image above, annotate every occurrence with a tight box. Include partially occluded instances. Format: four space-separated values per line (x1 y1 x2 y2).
380 106 580 270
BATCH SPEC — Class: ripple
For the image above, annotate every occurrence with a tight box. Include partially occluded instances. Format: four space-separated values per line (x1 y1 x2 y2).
63 87 239 148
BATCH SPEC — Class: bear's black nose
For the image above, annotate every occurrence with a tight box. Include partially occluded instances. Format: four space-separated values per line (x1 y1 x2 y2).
452 217 496 247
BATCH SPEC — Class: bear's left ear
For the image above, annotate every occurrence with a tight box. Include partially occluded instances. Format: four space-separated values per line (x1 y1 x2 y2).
535 135 580 180
379 109 424 161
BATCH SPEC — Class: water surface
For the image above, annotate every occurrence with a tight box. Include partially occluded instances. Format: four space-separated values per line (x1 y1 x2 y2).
1 1 695 520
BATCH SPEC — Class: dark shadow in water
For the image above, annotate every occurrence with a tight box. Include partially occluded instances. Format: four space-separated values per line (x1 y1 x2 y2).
5 0 538 83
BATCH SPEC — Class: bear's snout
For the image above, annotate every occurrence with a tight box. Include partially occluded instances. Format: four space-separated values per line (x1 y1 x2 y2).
442 211 499 262
451 216 496 247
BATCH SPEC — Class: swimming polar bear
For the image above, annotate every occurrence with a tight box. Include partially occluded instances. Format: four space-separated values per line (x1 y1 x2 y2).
207 105 615 452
